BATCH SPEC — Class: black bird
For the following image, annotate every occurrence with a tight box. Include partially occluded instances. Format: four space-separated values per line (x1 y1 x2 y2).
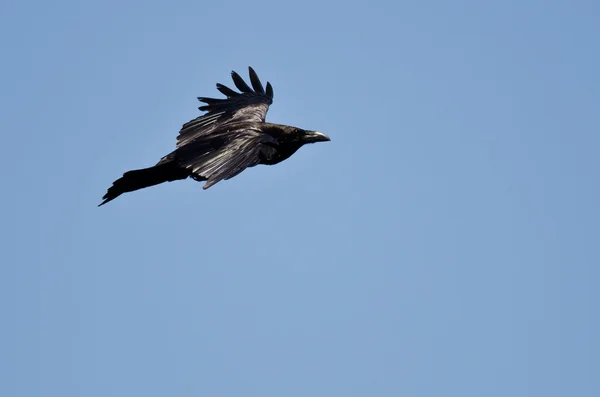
99 67 330 206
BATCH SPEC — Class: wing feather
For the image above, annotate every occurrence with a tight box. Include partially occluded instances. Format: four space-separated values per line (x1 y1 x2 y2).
216 83 238 97
176 67 274 148
248 67 265 94
231 71 253 93
181 132 278 189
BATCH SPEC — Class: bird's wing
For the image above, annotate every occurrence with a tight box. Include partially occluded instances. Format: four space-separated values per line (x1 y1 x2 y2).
180 130 279 189
176 67 274 148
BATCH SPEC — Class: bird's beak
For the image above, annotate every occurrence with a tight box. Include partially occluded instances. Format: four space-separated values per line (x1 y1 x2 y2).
305 131 331 143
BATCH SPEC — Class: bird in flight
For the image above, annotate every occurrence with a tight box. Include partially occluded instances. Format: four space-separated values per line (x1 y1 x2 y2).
99 67 330 206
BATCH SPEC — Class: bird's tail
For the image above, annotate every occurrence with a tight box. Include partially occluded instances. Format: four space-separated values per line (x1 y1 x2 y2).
99 162 189 206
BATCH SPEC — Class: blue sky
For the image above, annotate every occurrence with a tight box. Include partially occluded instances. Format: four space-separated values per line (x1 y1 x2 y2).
2 0 599 396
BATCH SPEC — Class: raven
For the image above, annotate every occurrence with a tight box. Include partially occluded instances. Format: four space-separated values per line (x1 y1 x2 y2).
99 67 330 206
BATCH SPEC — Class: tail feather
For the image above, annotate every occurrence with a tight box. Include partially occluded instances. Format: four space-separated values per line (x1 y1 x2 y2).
99 162 189 206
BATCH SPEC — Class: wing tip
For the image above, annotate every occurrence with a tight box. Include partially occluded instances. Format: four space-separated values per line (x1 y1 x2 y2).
266 81 274 99
248 66 266 95
230 69 253 93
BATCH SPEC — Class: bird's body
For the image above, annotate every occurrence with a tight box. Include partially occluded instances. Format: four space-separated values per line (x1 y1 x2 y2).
99 68 329 206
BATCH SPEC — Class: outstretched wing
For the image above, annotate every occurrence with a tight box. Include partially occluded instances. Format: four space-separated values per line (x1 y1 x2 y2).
176 67 274 148
179 129 279 190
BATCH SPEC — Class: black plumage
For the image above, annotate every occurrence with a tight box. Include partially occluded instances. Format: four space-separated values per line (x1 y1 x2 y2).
99 67 330 206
